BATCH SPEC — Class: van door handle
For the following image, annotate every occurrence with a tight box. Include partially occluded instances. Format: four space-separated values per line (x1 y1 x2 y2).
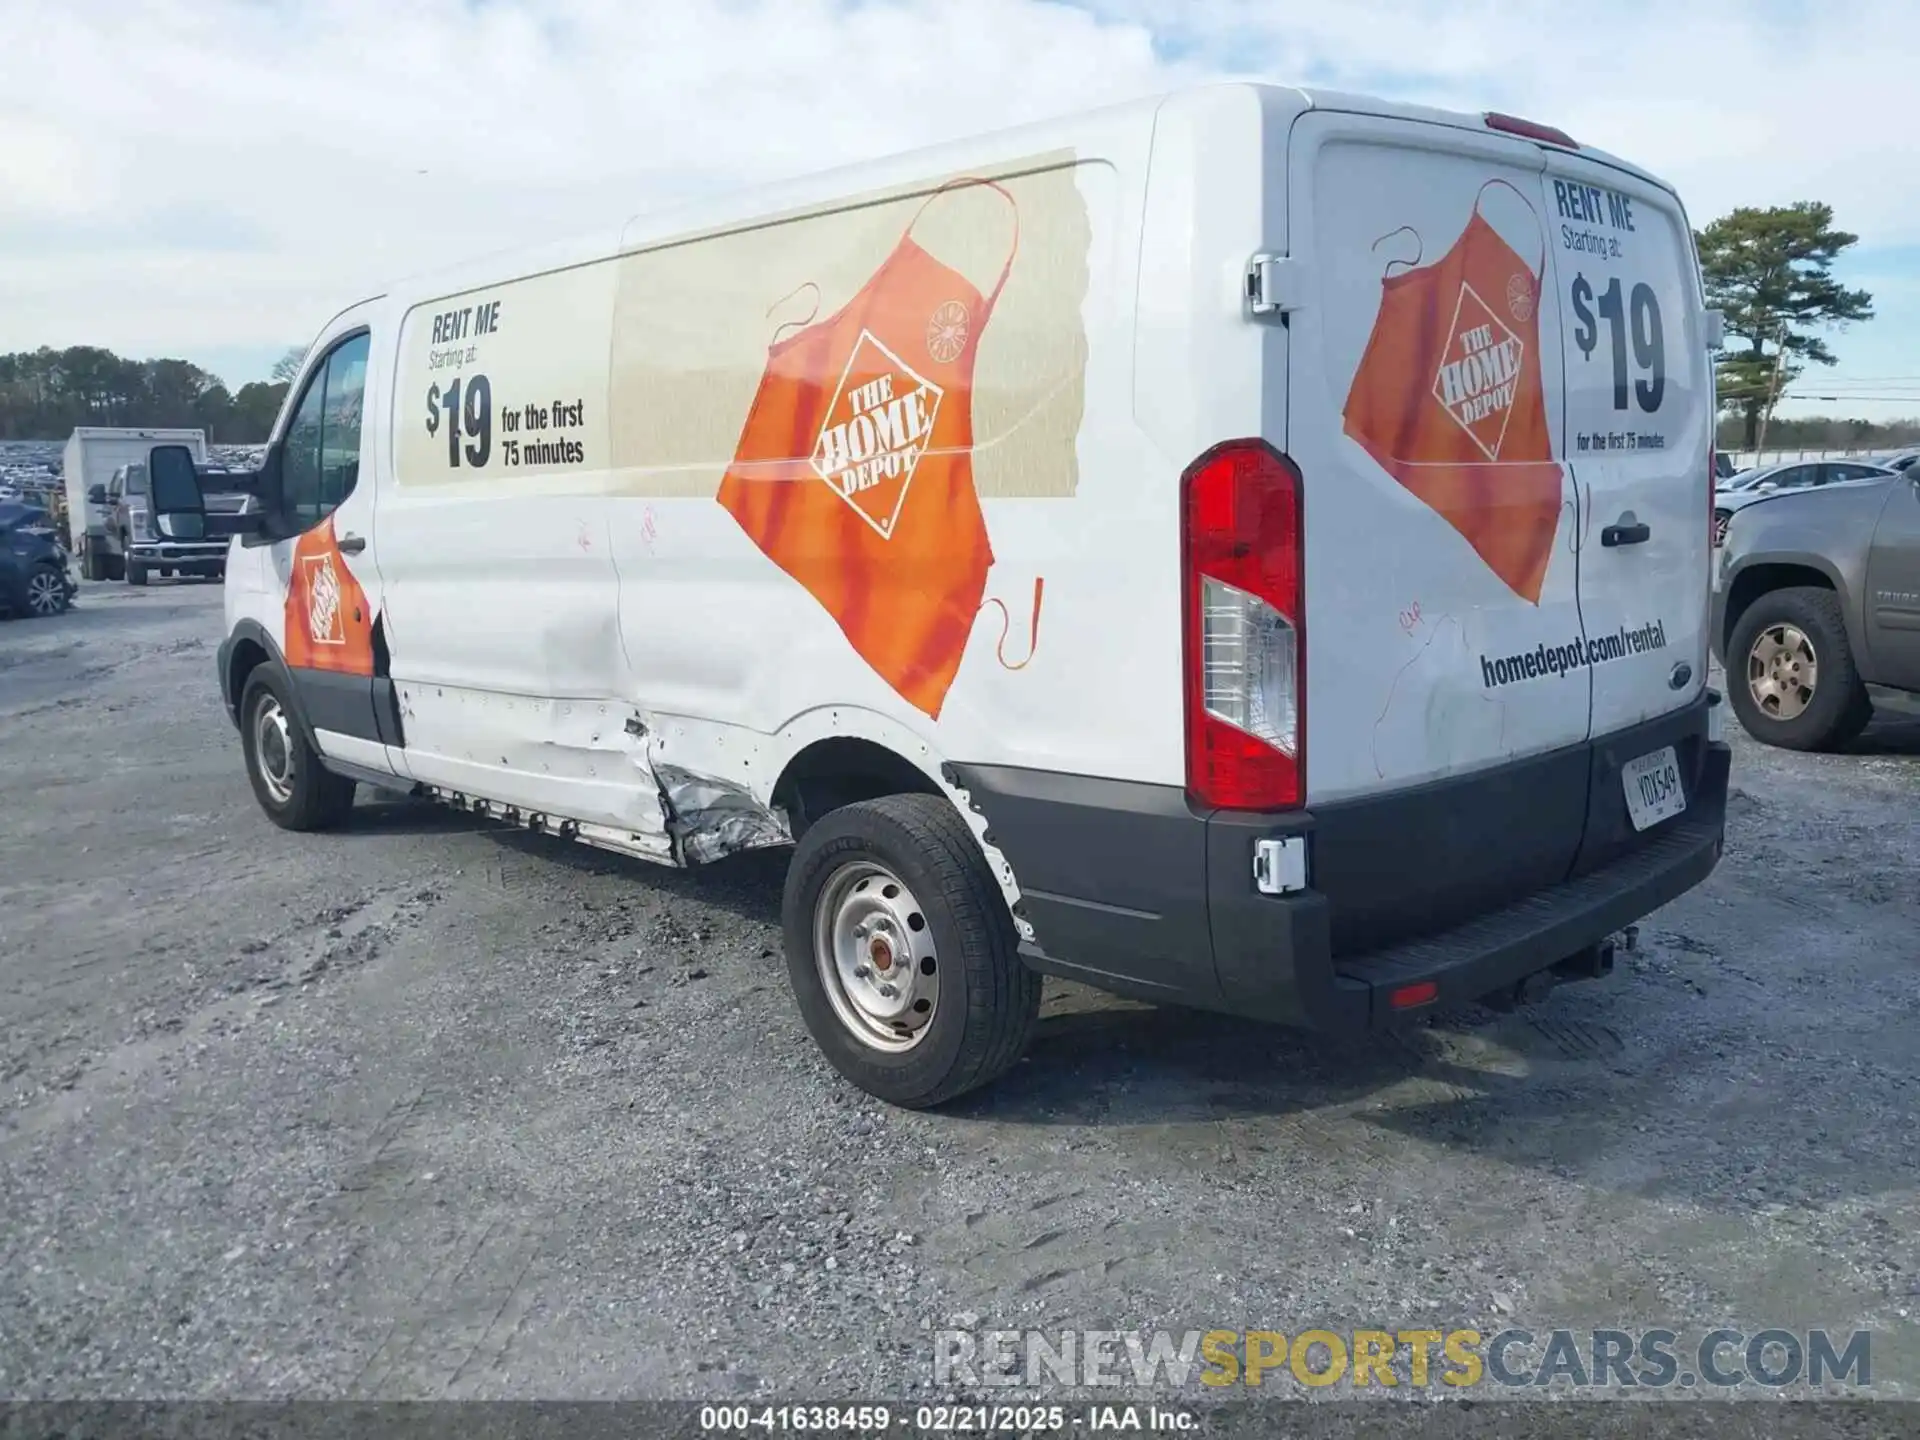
337 533 367 555
1602 522 1651 548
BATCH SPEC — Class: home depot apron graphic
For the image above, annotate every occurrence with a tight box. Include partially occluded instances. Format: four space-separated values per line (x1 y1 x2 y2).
1342 180 1563 605
285 519 375 676
717 178 1040 719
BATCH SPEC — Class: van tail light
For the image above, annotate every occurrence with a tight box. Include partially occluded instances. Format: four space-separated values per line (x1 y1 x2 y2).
1181 439 1303 811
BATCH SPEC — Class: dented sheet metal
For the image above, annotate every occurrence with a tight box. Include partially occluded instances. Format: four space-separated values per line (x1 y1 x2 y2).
653 761 792 866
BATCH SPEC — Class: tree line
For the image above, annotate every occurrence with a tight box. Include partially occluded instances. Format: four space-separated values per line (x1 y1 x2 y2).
1716 413 1920 452
0 346 292 443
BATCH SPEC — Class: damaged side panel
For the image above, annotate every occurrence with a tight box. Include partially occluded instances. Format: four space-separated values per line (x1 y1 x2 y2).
398 691 795 870
653 761 793 866
395 683 676 862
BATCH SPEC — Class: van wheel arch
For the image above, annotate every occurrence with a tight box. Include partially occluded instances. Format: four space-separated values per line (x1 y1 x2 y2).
1721 562 1836 658
773 737 944 841
226 634 275 728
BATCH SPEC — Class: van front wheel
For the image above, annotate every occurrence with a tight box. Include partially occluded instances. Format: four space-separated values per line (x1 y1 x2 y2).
239 666 357 830
781 793 1039 1109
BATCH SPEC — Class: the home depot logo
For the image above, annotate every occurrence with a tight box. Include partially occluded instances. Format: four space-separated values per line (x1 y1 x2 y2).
304 551 345 645
810 329 944 538
1433 284 1525 460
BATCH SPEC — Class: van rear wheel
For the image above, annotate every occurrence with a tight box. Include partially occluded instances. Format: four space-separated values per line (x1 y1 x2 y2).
1727 586 1872 752
781 793 1039 1109
239 666 357 830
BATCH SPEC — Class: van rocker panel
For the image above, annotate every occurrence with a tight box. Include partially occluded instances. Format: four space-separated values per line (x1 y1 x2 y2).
951 696 1729 1030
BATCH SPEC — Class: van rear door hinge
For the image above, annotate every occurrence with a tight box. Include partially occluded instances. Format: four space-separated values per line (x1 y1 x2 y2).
1253 836 1308 895
1247 254 1306 318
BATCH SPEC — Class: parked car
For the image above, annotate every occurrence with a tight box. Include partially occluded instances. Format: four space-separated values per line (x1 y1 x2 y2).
0 501 77 619
1713 468 1920 749
1864 448 1920 475
1712 459 1899 548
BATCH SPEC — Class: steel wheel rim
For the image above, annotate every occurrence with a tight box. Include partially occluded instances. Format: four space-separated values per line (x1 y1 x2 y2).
1713 511 1731 547
253 695 296 804
1747 623 1818 721
813 860 940 1053
26 570 64 615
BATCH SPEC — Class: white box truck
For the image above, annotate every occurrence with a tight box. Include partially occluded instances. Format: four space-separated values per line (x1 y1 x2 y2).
62 427 208 579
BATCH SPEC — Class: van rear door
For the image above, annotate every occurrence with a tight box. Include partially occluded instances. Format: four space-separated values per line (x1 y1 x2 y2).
1284 109 1594 949
1535 155 1712 738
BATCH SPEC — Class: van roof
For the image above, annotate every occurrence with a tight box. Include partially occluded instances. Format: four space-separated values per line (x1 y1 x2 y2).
381 79 1676 310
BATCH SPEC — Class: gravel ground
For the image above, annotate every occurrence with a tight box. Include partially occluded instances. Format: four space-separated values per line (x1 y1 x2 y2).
2 581 1917 1404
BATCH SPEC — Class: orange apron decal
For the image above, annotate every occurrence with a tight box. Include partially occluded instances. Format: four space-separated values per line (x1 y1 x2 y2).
1342 180 1563 605
285 518 376 676
716 178 1030 720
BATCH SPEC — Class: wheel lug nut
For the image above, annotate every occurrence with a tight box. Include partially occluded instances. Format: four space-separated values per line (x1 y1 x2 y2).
878 983 899 999
854 965 870 980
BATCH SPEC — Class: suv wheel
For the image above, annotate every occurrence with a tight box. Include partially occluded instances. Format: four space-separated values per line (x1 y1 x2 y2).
239 666 358 830
1726 586 1872 751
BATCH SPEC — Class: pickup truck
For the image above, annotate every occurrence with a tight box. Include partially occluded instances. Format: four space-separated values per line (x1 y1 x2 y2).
1713 466 1920 749
91 461 255 585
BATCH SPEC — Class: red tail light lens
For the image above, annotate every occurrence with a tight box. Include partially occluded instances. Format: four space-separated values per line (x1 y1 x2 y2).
1181 439 1304 811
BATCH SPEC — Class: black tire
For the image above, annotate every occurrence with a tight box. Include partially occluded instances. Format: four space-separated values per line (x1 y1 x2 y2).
160 567 175 579
781 793 1040 1109
81 545 104 582
1726 585 1872 752
126 559 148 586
104 552 125 582
238 666 357 830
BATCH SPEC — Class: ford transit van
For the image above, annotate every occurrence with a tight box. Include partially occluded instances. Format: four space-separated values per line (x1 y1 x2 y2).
177 83 1729 1106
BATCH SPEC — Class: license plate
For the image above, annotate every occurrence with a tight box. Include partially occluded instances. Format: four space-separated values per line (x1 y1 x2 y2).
1622 745 1686 832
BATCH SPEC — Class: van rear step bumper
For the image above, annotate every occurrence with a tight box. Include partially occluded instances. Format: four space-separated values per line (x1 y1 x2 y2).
1326 797 1722 1026
950 701 1729 1033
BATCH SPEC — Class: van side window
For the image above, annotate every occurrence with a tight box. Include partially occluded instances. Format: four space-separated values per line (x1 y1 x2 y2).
107 467 125 501
127 466 149 498
281 332 372 531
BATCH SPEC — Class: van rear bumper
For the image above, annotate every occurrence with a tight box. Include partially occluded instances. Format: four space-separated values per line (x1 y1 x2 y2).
948 694 1729 1032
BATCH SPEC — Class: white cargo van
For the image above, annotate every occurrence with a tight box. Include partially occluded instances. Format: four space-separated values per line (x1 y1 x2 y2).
169 83 1730 1107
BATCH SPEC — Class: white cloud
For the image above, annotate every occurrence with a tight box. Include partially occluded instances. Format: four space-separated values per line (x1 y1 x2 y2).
1 0 1914 407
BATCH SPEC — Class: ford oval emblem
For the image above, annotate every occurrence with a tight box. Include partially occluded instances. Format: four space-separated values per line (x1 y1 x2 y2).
1669 662 1694 690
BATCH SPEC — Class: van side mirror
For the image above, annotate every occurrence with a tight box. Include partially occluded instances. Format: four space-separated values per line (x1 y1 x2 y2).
148 444 209 541
240 442 290 547
87 484 107 505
